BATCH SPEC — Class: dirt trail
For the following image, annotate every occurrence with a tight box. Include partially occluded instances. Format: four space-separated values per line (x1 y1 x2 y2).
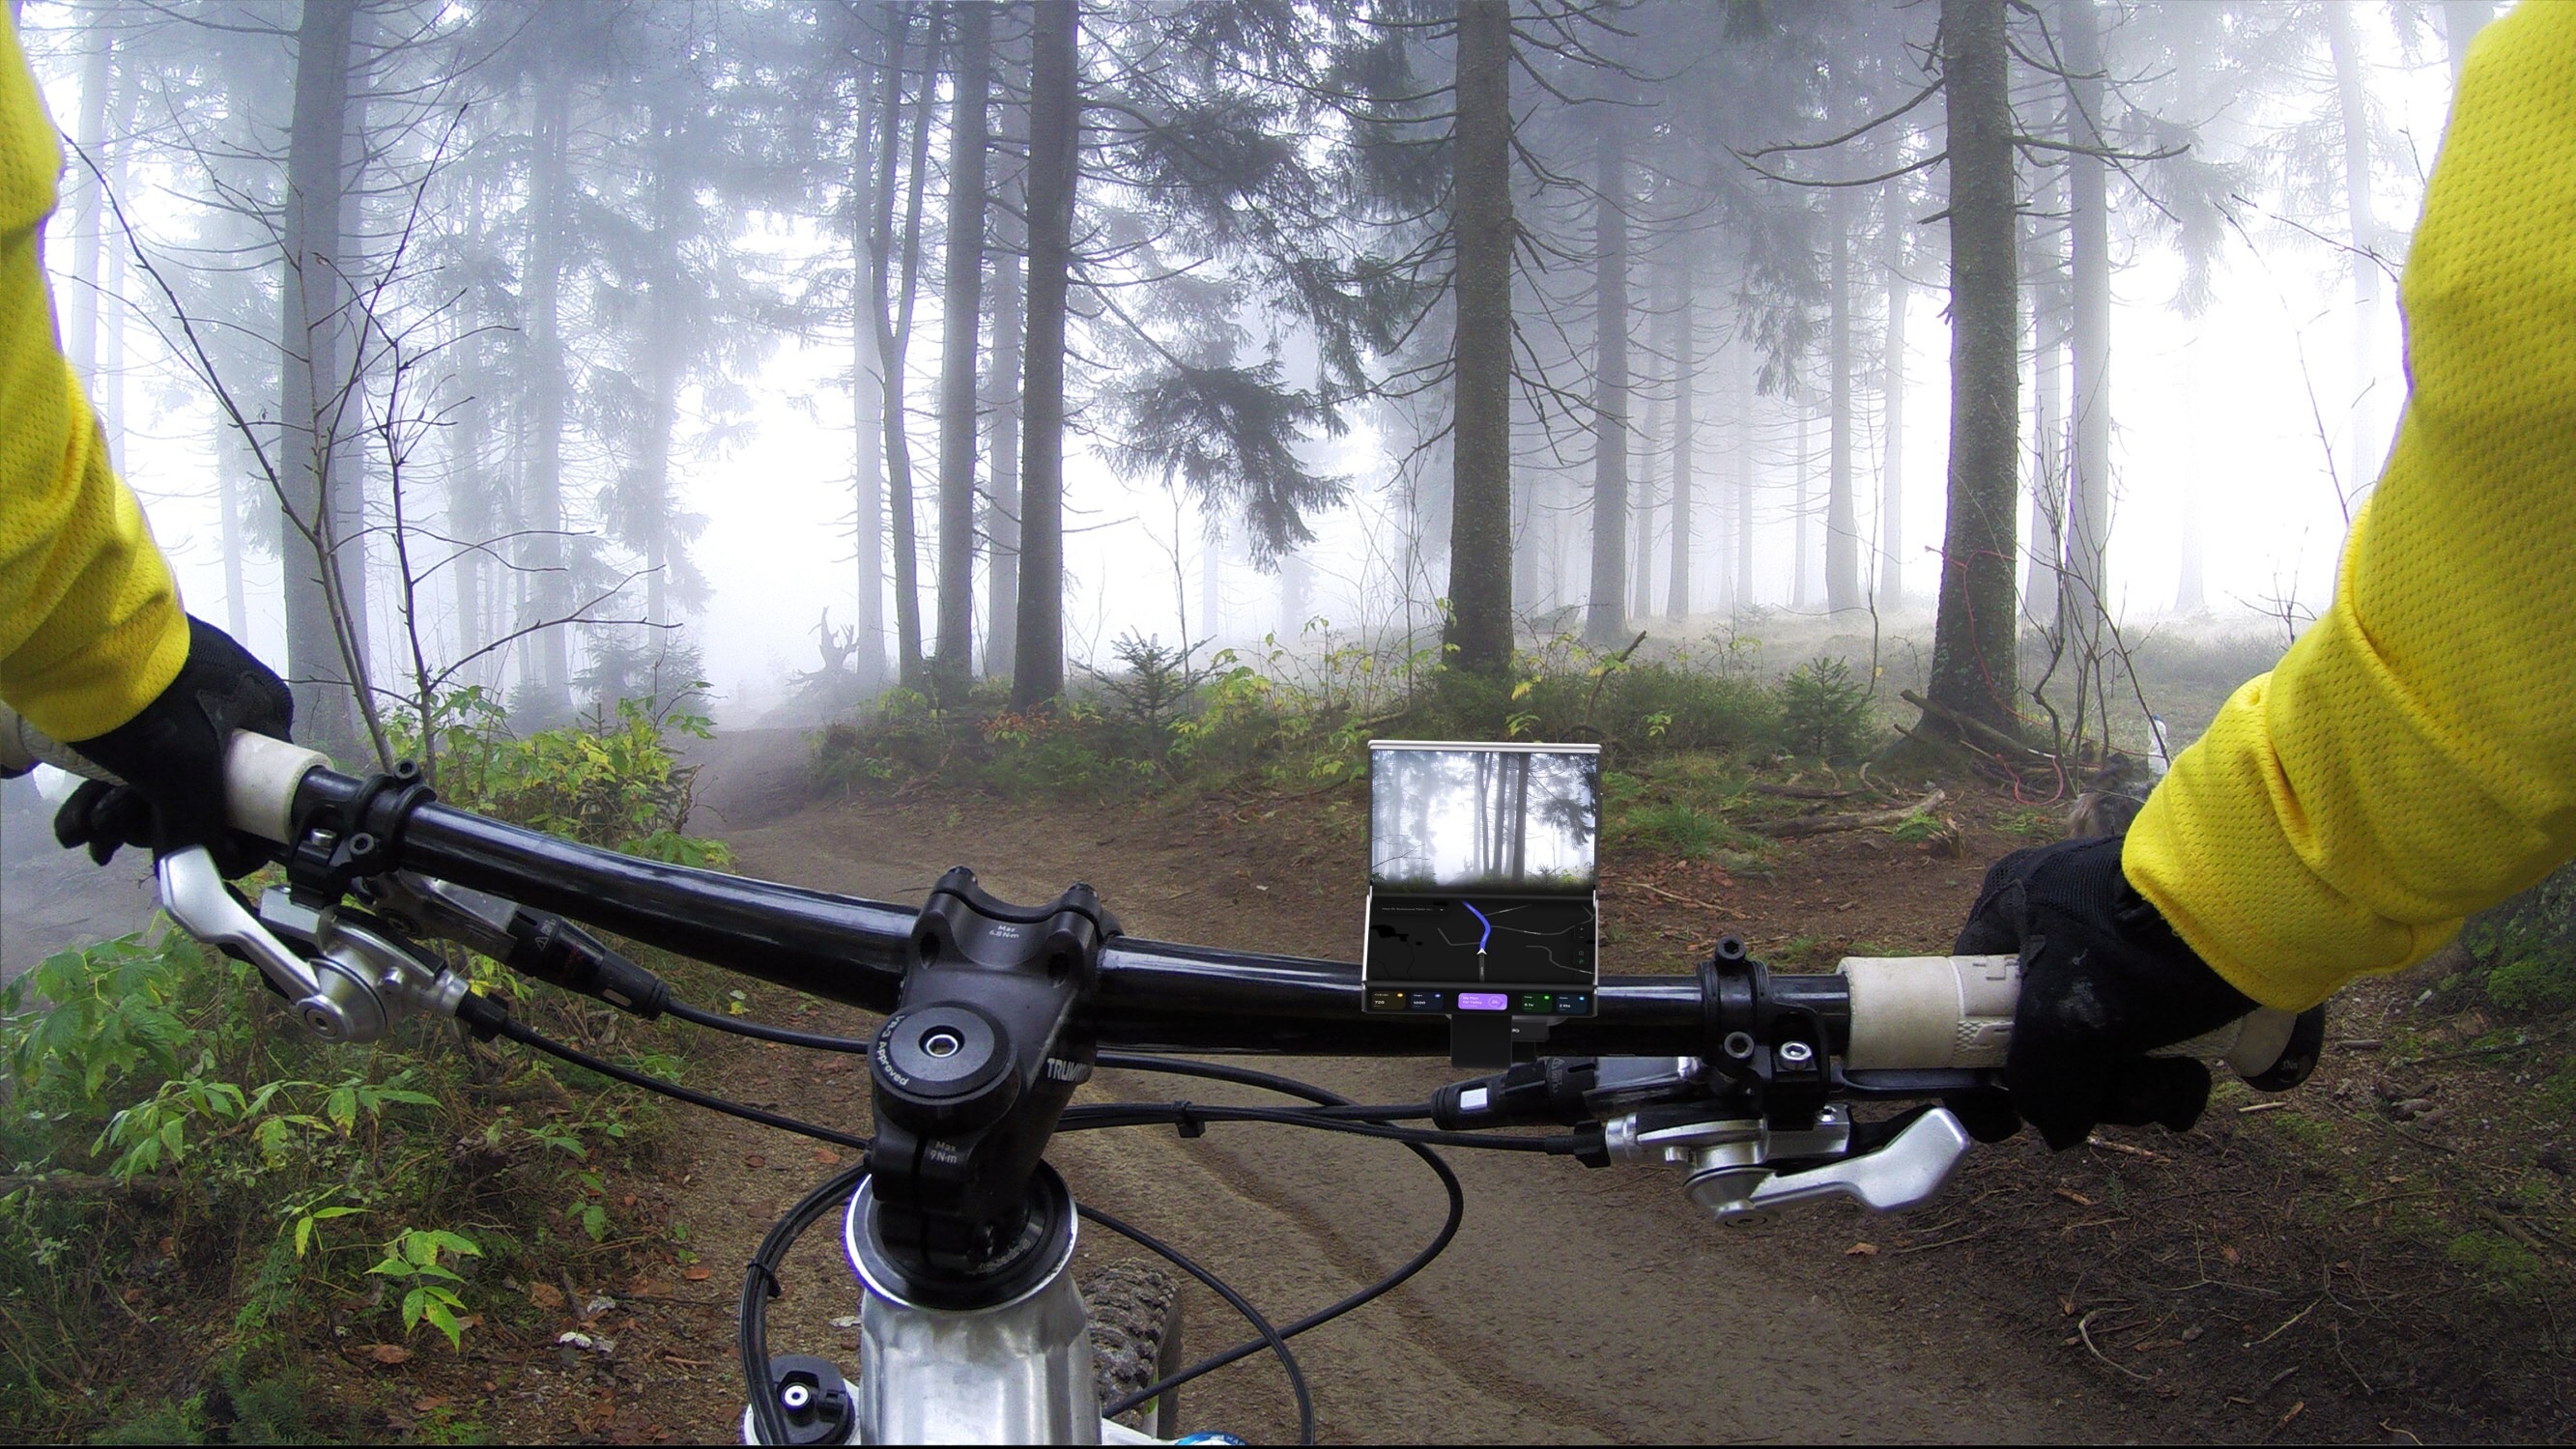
564 729 2161 1444
0 775 159 984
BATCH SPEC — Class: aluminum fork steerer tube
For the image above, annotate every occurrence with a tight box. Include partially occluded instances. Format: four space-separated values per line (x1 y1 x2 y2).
844 1167 1100 1446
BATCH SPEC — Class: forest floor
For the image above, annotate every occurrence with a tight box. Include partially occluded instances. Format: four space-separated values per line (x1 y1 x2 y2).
252 727 2576 1442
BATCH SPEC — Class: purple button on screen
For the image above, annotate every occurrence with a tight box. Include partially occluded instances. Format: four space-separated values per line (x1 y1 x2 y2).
1457 992 1509 1012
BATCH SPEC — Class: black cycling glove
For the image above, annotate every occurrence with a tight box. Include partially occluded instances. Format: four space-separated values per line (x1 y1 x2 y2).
1951 834 2257 1151
53 614 294 877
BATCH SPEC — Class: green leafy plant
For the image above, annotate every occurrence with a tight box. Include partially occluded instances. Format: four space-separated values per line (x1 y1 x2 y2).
389 688 730 866
367 1228 484 1349
1 934 195 1102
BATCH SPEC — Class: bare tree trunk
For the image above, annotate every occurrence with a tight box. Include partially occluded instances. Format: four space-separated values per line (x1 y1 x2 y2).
985 180 1024 680
1877 222 1908 609
851 25 894 691
2026 300 2064 627
97 67 129 463
218 434 248 640
639 106 684 632
1666 273 1694 620
2440 0 2492 81
279 0 359 753
1794 389 1813 608
1200 519 1222 643
1444 0 1514 674
885 17 937 693
521 76 573 724
1826 187 1859 612
2326 0 2384 500
63 24 106 386
1631 295 1666 624
1732 336 1753 612
1924 0 2020 735
1584 111 1629 646
2174 351 2208 613
1510 466 1540 618
2061 0 2112 655
448 171 494 673
1010 0 1078 709
1280 545 1309 638
932 3 991 700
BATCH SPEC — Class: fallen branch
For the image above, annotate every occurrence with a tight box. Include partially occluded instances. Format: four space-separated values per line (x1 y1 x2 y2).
1901 690 2053 763
1763 789 1946 839
2084 1137 2163 1161
1628 879 1727 914
2075 1309 2153 1380
2479 1208 2567 1266
2245 1298 2319 1348
1746 782 1874 801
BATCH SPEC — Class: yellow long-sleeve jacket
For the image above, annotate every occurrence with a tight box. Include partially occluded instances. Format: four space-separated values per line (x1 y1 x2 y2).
0 17 186 744
2125 2 2576 1012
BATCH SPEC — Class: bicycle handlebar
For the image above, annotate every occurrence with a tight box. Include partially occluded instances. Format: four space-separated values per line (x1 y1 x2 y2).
0 706 2311 1078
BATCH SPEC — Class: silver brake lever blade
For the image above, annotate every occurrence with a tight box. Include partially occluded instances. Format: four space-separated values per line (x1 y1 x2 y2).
372 870 522 958
1745 1106 1973 1214
156 847 352 1039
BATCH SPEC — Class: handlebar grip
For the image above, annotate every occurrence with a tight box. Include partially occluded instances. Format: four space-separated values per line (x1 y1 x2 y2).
1837 953 2312 1082
0 704 328 843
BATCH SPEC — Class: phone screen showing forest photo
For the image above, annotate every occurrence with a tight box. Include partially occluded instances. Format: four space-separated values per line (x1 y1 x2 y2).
1361 742 1601 1018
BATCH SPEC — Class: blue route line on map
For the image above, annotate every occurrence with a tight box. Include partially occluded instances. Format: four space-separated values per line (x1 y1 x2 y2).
1461 900 1492 953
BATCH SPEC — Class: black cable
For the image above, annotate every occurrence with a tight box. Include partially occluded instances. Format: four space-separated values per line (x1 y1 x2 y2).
741 1159 871 1448
1083 1054 1469 1418
1059 1100 1572 1152
1077 1201 1316 1447
666 998 873 1053
494 1018 872 1153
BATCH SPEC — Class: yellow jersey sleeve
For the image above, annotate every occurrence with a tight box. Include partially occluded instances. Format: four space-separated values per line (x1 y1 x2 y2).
2124 1 2576 1011
0 16 187 743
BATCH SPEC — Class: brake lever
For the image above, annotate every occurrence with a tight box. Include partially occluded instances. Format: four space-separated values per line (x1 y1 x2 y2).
1730 1108 1971 1224
156 846 352 1038
157 848 470 1044
1603 1099 1974 1228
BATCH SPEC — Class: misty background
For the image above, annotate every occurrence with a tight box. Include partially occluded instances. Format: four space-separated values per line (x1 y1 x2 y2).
9 0 2479 753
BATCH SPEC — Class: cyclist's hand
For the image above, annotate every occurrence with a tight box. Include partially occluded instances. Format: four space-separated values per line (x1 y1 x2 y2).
1951 834 2256 1151
53 614 293 876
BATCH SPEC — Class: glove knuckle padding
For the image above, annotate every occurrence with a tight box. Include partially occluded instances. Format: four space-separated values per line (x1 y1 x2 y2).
56 615 291 872
1963 835 2256 1151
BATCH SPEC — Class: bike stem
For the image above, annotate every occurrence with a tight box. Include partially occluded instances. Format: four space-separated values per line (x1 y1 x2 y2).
866 867 1115 1300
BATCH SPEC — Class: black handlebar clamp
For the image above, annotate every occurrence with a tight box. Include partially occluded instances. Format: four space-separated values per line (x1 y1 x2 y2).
866 867 1116 1305
284 759 439 908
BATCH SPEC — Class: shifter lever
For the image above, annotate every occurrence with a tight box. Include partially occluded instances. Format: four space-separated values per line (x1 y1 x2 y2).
1702 1108 1973 1228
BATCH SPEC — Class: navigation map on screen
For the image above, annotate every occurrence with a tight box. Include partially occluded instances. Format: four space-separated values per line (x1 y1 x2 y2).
1362 742 1600 1017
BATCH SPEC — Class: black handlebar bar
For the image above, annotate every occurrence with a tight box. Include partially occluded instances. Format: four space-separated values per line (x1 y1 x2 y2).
301 768 1838 1060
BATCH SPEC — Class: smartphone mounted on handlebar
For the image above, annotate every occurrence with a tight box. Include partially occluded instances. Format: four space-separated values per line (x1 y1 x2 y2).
1361 741 1603 1068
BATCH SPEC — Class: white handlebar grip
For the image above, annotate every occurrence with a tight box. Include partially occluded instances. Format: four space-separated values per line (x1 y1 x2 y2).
225 731 332 842
1837 954 2300 1079
0 702 327 843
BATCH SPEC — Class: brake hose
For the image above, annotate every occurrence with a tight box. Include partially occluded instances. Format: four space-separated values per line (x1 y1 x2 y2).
488 985 1492 1440
1075 1053 1473 1417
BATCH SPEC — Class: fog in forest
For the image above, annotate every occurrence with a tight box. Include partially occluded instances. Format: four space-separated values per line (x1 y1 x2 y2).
18 0 2482 754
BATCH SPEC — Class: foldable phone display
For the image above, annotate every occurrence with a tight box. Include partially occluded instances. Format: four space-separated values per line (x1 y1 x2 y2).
1361 741 1601 1031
